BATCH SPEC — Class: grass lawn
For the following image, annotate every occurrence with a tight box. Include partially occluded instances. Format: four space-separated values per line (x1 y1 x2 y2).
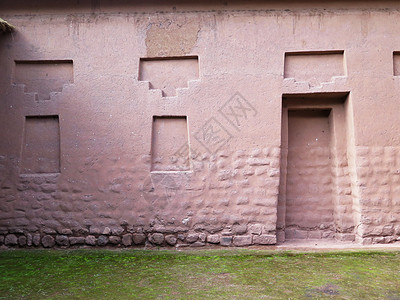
1 249 400 299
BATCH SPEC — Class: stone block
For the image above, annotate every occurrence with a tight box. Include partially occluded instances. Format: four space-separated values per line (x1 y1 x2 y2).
59 229 73 235
382 225 394 236
109 236 121 245
103 227 111 235
373 237 386 244
173 227 189 233
33 234 41 246
186 233 199 243
233 235 252 246
74 227 89 235
385 236 396 243
5 234 18 246
85 235 96 246
165 235 177 246
42 235 55 248
248 224 262 235
220 236 232 246
199 233 207 242
253 234 276 245
97 235 109 246
18 235 27 246
361 237 372 245
111 226 124 236
122 234 132 246
153 225 175 234
56 235 69 246
232 225 247 235
149 233 164 245
89 227 102 235
132 233 146 245
207 234 220 244
26 233 32 246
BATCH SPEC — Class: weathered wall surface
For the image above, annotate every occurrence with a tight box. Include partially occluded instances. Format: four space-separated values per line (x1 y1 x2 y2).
1 0 400 248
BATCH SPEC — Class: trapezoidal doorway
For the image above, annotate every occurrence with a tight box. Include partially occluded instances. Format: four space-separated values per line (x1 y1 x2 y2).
278 93 356 243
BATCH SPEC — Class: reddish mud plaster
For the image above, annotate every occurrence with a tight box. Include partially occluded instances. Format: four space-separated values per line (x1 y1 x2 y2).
1 0 400 248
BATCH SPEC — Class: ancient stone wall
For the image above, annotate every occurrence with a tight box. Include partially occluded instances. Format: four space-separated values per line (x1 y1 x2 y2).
1 0 400 248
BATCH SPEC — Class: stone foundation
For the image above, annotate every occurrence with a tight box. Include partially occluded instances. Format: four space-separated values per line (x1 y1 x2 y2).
0 224 277 248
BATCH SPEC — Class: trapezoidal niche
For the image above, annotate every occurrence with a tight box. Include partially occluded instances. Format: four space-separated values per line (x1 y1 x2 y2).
151 116 190 172
21 115 61 174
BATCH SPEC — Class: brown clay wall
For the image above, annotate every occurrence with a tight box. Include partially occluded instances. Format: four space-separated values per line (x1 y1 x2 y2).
1 0 400 248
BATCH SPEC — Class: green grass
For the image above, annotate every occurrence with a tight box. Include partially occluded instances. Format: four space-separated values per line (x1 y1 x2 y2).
1 249 400 299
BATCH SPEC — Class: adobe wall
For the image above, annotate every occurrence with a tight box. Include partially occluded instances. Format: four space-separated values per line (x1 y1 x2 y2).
1 0 400 248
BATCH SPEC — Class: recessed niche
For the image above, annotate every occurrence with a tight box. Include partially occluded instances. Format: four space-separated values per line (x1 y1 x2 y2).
278 92 354 242
151 116 190 172
284 51 344 86
14 60 73 100
139 56 199 97
21 115 60 174
393 52 400 76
